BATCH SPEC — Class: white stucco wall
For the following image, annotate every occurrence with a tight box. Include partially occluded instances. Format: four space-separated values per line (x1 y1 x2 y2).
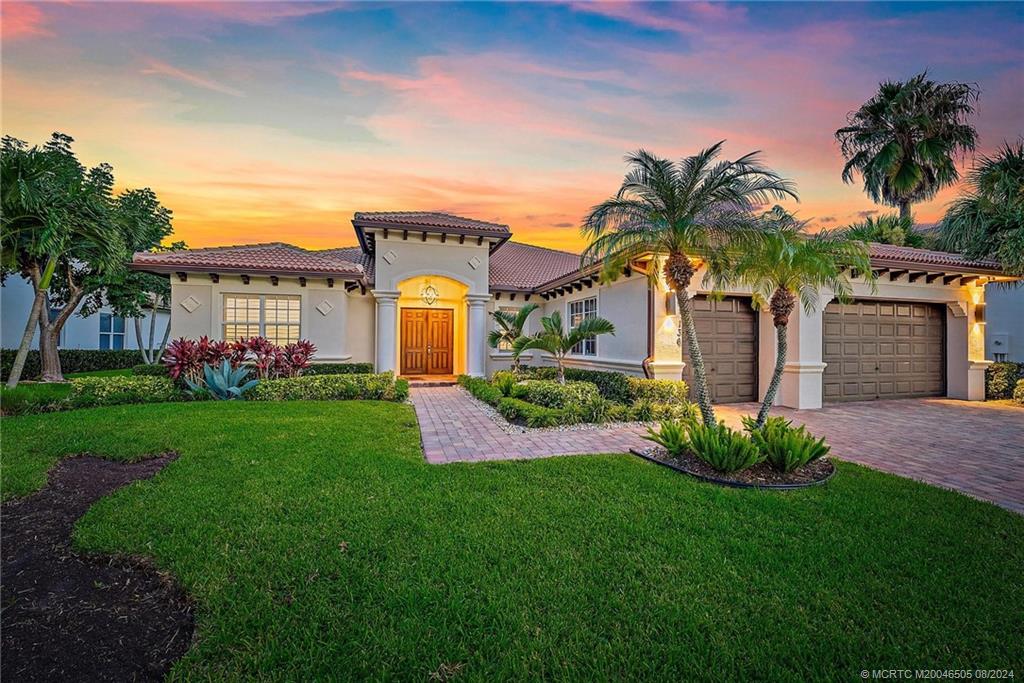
984 283 1024 362
1 274 169 351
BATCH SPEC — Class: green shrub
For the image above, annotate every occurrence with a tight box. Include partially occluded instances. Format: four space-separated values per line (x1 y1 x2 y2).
687 422 763 473
520 366 632 403
132 363 170 376
303 362 375 376
2 349 145 381
627 377 689 404
395 379 410 402
630 399 700 423
492 371 519 397
515 380 600 409
986 362 1024 400
248 372 401 401
458 375 504 405
643 420 690 457
497 397 564 428
69 376 180 408
606 403 632 422
743 416 830 473
1013 379 1024 405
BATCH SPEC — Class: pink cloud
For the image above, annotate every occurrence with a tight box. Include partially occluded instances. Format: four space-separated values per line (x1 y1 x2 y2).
568 1 699 35
141 59 245 97
1 2 54 40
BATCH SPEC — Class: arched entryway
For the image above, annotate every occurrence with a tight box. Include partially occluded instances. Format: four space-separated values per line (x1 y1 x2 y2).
396 275 468 377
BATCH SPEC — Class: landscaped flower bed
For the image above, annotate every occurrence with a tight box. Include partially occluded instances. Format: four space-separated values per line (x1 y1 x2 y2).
636 415 835 488
458 368 697 428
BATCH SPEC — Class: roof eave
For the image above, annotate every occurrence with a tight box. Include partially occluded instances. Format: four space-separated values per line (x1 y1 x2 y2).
867 257 1006 277
130 262 366 281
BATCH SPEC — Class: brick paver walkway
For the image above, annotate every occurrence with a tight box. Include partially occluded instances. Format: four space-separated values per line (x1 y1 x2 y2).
410 387 1024 514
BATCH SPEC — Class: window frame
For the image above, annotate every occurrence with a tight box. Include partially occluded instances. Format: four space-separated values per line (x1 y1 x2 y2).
566 295 598 357
222 293 301 345
99 311 125 350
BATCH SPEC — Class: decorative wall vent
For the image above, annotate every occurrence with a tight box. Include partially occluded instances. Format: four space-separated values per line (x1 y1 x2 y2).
180 295 201 313
468 256 481 270
383 249 397 264
316 300 334 316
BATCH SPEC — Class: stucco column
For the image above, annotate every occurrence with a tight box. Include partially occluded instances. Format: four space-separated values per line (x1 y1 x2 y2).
466 294 490 378
372 289 400 374
776 294 831 410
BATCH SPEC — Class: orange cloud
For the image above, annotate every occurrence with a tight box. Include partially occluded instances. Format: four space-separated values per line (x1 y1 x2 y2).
141 59 245 97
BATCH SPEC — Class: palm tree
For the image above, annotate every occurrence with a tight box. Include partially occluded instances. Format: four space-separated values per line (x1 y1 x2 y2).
581 144 797 427
488 303 539 372
713 207 872 428
841 213 925 248
836 72 979 221
938 140 1024 276
512 311 615 384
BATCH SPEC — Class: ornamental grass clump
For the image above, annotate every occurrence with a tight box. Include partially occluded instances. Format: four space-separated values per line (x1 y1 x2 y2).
686 422 764 473
642 419 691 458
742 415 831 473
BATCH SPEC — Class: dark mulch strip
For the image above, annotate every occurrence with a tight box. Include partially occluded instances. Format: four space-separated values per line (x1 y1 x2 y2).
1 454 194 682
633 446 835 489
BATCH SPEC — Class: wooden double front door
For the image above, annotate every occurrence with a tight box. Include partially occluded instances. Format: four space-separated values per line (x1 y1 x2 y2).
400 308 454 375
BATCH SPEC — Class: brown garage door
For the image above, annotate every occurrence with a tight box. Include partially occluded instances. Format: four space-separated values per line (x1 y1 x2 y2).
682 296 758 404
823 300 945 402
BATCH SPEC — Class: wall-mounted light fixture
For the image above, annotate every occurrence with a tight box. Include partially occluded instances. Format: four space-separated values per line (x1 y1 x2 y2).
974 302 986 324
665 291 678 315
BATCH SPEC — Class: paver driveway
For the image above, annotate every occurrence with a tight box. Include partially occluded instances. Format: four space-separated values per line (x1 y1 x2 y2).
410 387 1024 514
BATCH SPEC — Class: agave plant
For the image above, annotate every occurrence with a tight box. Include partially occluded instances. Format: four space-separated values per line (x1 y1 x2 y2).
186 359 258 400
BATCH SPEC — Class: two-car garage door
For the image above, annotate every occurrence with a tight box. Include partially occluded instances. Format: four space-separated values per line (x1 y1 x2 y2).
822 300 945 402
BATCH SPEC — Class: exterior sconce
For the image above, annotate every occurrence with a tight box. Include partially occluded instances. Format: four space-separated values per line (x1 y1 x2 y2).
665 291 678 315
974 303 986 324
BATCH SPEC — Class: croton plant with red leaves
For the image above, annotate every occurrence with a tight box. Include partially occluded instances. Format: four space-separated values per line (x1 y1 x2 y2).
164 336 318 383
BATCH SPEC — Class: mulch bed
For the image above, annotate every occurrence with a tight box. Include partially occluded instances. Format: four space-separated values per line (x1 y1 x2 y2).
633 446 835 489
1 454 194 682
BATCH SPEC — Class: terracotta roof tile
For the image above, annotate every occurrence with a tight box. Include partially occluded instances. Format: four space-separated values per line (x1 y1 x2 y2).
868 243 1002 271
488 242 581 290
317 246 374 281
132 243 365 277
353 211 510 235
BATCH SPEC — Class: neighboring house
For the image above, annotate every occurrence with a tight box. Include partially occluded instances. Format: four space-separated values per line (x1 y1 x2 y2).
984 284 1024 362
1 275 170 352
131 211 1009 409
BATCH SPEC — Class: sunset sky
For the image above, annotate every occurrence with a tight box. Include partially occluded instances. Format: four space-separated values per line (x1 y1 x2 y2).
2 1 1022 252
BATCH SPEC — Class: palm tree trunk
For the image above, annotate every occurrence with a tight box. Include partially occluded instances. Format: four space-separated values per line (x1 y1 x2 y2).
756 324 787 428
5 289 45 388
556 356 566 384
899 200 912 222
677 290 716 427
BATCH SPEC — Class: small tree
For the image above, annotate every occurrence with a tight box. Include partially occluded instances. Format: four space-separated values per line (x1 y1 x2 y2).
487 302 538 372
938 140 1024 276
1 133 124 387
512 311 615 384
841 213 926 248
713 208 873 427
581 144 796 426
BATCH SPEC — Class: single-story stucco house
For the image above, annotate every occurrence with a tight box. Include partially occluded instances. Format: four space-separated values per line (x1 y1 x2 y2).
131 211 1009 409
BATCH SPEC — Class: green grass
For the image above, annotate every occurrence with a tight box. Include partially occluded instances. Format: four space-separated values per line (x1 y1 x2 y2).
0 382 74 415
3 402 1022 680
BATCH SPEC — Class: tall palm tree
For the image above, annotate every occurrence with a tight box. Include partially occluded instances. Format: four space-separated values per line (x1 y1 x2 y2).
841 213 925 248
713 207 873 427
581 144 797 426
938 140 1024 276
488 302 539 372
836 72 979 221
512 311 615 384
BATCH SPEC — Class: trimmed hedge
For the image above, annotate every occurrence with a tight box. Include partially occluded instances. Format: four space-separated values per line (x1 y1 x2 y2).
2 349 145 381
986 362 1024 400
1013 379 1024 405
132 364 170 376
248 372 403 401
514 380 601 409
519 366 631 403
70 376 181 408
458 375 504 405
627 377 689 404
497 397 564 428
303 362 375 376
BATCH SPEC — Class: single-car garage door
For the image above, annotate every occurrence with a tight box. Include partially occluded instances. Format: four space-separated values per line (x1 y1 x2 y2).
823 300 945 402
682 296 758 404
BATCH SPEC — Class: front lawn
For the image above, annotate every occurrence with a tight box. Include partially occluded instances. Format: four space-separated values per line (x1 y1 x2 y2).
3 402 1022 679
